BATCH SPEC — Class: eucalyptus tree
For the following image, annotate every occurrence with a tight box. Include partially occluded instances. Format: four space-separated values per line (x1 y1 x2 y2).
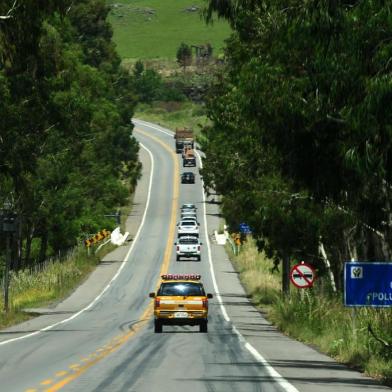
0 0 140 266
202 0 392 287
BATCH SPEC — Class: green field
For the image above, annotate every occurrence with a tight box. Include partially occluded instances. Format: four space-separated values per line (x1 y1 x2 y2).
108 0 230 59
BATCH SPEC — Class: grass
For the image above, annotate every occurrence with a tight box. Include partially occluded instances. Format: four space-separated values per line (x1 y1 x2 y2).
228 239 281 307
0 190 134 329
108 0 231 59
0 245 112 329
135 100 210 136
0 207 136 329
229 238 392 386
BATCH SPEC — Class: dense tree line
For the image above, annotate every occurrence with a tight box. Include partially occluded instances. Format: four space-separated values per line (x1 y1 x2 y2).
201 0 392 289
0 0 140 269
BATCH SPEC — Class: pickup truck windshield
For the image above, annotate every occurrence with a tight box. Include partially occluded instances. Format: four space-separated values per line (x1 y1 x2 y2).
158 282 205 296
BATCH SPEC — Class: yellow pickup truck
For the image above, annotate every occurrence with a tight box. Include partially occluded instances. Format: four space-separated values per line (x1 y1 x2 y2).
149 274 213 333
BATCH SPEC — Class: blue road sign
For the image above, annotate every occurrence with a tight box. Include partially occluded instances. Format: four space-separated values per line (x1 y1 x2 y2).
239 222 252 234
344 262 392 307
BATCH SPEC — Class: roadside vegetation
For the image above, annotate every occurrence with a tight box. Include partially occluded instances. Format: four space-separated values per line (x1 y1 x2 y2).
230 239 392 385
0 1 140 323
0 247 100 329
127 57 217 136
0 197 130 329
200 1 392 286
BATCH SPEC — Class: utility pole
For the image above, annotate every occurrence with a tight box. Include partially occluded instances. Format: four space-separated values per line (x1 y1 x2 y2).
4 234 11 313
1 201 17 313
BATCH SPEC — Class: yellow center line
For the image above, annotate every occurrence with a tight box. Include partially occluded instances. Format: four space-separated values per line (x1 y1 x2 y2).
69 364 80 369
55 371 68 377
43 127 179 392
138 131 180 288
40 380 53 386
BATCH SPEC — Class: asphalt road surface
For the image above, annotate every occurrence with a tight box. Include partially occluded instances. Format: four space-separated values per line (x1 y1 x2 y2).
0 119 390 392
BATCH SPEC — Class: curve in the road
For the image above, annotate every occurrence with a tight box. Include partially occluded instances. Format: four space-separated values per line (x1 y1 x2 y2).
0 142 155 348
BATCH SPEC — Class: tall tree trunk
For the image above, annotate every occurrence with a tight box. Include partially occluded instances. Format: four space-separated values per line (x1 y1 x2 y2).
3 233 12 312
319 241 337 293
381 179 392 259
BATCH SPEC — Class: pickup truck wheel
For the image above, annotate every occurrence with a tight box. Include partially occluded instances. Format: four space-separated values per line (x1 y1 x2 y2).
176 255 180 261
199 321 207 333
197 256 201 261
154 320 162 333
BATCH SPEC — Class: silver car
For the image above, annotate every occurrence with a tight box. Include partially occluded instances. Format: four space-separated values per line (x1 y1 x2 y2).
181 210 198 220
181 203 197 212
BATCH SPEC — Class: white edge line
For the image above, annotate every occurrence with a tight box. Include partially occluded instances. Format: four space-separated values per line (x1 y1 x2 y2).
0 140 155 346
133 118 300 392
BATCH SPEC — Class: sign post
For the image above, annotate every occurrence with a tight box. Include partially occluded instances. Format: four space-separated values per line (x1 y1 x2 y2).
290 262 316 289
239 222 252 235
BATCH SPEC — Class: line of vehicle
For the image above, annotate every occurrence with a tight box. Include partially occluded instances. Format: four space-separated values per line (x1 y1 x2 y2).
40 131 180 391
132 118 300 392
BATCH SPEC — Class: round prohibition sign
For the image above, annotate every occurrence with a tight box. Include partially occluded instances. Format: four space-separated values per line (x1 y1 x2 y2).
290 262 316 288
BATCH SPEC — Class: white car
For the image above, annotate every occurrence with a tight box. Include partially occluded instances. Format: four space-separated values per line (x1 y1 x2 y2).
175 236 202 261
177 220 199 237
181 216 199 225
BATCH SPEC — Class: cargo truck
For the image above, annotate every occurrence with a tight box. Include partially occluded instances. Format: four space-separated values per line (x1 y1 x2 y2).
174 127 194 153
183 148 196 167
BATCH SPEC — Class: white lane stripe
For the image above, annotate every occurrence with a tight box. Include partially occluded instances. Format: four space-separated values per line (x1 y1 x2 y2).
197 152 231 322
132 119 300 392
0 141 155 346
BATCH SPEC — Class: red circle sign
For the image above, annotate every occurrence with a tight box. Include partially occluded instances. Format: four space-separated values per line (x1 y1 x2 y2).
290 262 316 288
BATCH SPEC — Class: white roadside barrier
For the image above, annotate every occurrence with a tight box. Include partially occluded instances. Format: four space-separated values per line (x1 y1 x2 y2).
110 227 129 246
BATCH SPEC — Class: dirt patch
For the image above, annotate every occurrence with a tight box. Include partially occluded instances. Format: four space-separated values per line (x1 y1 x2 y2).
183 5 200 13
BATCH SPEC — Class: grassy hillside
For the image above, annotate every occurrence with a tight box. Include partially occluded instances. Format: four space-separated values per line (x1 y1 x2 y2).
108 0 230 59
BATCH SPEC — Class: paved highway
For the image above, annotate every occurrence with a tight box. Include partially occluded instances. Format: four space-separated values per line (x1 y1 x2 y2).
0 120 389 392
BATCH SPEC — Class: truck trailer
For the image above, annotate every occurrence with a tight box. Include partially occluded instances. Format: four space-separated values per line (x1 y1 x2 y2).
174 127 194 153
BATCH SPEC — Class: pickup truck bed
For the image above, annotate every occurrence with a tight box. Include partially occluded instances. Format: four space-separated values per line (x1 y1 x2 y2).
175 236 201 261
